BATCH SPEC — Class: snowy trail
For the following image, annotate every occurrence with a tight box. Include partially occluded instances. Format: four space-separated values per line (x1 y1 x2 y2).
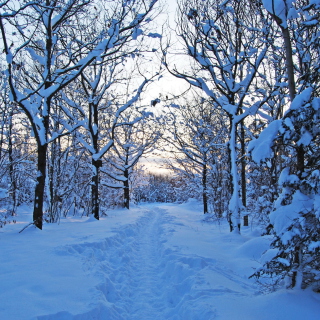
114 208 167 319
58 205 259 319
5 203 319 320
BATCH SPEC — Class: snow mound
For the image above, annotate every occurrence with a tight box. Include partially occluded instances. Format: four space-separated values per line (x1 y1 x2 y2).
237 236 271 260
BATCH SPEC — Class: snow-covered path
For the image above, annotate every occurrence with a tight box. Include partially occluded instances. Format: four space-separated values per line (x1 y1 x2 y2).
122 209 169 318
1 202 320 320
107 208 168 319
39 205 258 319
74 206 225 319
67 205 254 319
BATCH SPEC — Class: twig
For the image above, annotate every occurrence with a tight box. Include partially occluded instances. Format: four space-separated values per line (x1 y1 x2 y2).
18 222 34 233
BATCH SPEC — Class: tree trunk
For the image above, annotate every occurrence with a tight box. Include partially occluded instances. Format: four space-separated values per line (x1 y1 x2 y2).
48 142 55 223
227 144 234 232
124 168 130 209
228 118 241 233
0 112 4 163
90 97 100 219
33 143 48 229
91 159 100 220
281 26 296 102
8 114 17 215
291 245 302 289
48 137 62 223
240 119 246 207
279 15 306 188
271 11 296 101
202 163 208 214
296 145 304 177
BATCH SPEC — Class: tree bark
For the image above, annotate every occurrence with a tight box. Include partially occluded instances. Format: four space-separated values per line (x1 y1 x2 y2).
240 119 246 207
123 168 130 209
291 245 302 288
33 143 47 229
296 144 305 177
8 113 17 215
48 141 56 223
281 27 296 102
202 163 208 214
91 159 100 220
273 11 306 290
228 117 241 233
90 96 100 219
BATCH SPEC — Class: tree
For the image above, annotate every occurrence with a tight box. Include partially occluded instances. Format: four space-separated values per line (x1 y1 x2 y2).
250 0 320 289
0 0 159 228
163 96 228 214
163 0 275 231
0 74 36 219
65 64 157 217
103 107 160 209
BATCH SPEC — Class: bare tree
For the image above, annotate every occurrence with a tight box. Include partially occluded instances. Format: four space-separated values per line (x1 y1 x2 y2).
163 96 228 214
162 0 274 232
0 0 159 228
103 107 161 209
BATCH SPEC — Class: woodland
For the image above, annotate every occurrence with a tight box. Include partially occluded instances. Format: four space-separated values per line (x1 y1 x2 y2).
0 0 319 292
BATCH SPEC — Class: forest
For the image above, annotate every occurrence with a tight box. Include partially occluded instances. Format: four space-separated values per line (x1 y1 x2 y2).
0 0 319 293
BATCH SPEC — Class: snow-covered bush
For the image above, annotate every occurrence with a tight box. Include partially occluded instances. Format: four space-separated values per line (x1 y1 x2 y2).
250 90 320 289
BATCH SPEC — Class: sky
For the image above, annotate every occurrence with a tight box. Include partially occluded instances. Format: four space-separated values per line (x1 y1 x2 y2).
138 0 191 174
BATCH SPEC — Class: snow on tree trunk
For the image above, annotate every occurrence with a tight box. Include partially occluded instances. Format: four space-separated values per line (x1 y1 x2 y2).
228 120 241 233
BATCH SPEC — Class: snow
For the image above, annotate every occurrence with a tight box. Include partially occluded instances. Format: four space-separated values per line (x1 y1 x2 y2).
0 188 8 199
287 87 313 113
297 127 312 146
223 103 237 115
287 7 299 20
262 0 296 28
102 183 124 188
271 190 313 239
6 51 13 64
26 48 45 66
92 140 114 161
277 257 291 267
132 28 143 40
260 248 279 265
1 202 320 320
315 193 320 218
147 33 162 38
278 167 299 186
248 120 282 163
309 241 320 251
